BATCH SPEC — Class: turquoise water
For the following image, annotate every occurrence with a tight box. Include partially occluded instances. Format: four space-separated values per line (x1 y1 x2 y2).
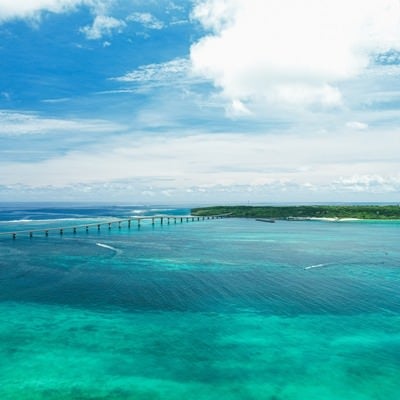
0 205 399 399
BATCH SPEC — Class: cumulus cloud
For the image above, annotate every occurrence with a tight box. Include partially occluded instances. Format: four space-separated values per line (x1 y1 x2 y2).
80 15 126 40
190 0 400 110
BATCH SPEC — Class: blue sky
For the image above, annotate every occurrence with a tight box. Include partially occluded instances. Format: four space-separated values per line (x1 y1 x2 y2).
1 0 399 203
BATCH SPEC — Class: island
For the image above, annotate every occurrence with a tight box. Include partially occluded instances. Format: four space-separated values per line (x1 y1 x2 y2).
191 205 400 220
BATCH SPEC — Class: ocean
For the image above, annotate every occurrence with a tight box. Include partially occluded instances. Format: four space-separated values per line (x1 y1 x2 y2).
0 203 399 399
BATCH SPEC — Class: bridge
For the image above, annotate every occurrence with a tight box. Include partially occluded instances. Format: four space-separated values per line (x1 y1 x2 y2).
0 214 229 239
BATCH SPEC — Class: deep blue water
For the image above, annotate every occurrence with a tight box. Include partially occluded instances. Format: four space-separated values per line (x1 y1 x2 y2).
0 204 399 399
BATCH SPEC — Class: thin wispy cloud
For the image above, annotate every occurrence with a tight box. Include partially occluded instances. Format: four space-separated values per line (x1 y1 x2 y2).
1 92 11 101
0 110 125 136
345 121 368 131
112 58 193 86
127 12 164 30
80 15 126 40
41 98 71 104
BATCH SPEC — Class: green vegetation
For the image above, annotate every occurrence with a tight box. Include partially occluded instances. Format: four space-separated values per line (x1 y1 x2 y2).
191 205 400 220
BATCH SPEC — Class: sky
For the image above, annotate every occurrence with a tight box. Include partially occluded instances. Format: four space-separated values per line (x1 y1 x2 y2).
0 0 399 203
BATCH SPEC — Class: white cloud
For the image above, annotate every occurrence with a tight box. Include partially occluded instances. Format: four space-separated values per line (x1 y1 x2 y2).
41 97 70 103
0 110 124 136
0 0 100 23
127 12 164 30
1 124 398 201
80 15 126 40
332 175 400 193
190 0 400 111
112 58 191 85
346 121 368 130
226 99 252 117
1 128 398 197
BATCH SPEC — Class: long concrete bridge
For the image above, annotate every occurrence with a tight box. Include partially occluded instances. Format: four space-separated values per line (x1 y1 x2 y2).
0 214 229 239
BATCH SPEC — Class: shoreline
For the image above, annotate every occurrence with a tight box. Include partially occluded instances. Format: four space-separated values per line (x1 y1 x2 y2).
191 205 400 220
292 217 361 222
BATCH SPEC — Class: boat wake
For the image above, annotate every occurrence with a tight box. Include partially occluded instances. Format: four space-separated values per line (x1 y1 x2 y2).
304 263 330 270
96 242 120 254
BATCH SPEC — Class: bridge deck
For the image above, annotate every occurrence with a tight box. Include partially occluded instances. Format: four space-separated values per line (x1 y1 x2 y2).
0 214 229 239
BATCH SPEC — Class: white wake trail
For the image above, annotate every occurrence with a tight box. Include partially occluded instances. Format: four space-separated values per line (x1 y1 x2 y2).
96 242 120 253
304 263 329 270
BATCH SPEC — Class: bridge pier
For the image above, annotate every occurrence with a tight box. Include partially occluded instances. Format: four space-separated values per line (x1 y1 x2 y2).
97 224 101 231
108 223 111 230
